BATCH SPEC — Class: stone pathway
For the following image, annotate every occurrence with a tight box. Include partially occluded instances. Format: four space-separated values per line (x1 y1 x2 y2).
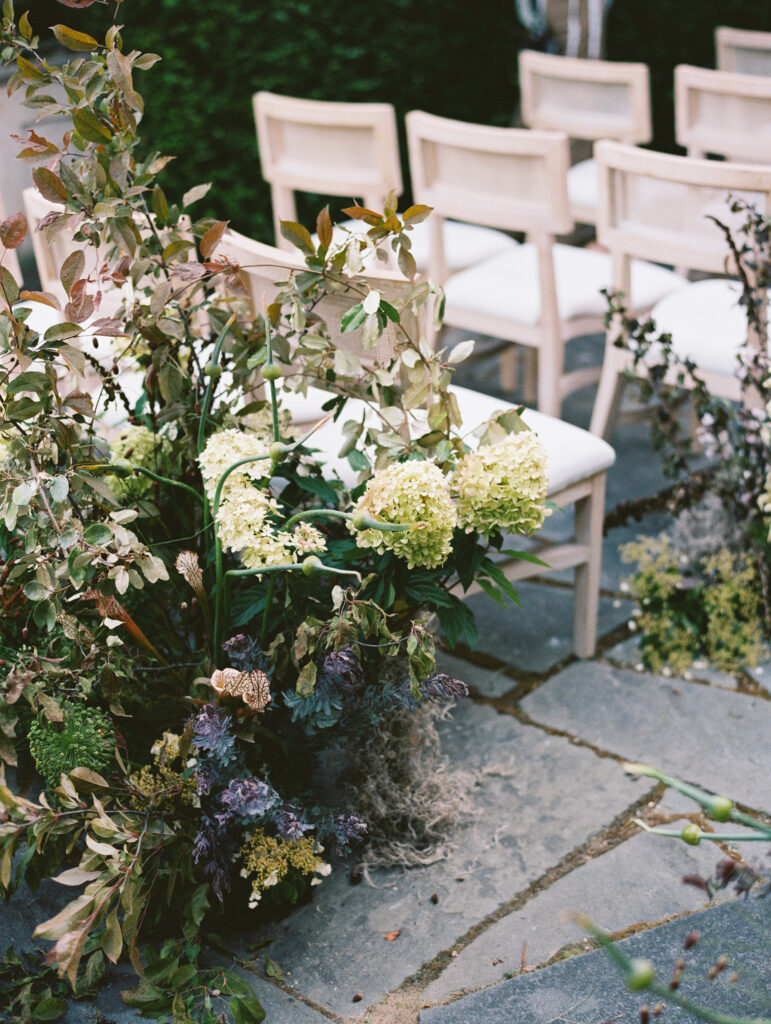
3 339 770 1023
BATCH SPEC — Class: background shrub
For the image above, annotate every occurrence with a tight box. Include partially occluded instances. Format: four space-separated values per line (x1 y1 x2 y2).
28 0 767 241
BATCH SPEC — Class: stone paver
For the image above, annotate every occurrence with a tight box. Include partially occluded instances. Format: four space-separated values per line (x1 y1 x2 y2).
435 650 515 699
227 700 644 1017
462 581 634 672
420 896 771 1023
521 661 771 809
607 635 745 690
423 824 733 1002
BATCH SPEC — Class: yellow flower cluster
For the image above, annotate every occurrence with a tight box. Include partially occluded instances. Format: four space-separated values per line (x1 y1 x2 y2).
129 733 196 812
350 461 457 569
238 829 331 909
451 431 550 538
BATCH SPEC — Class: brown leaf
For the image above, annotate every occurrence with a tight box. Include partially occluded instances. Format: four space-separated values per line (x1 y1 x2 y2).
19 289 60 310
316 205 333 249
199 220 228 260
341 205 383 227
32 167 67 204
384 931 400 941
0 212 27 250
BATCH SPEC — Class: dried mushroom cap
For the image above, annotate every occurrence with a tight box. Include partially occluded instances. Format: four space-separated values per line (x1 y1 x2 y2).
210 667 271 713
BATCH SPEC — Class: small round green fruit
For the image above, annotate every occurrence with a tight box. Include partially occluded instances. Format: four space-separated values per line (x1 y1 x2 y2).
626 958 656 991
302 555 323 576
681 824 702 846
709 796 733 822
262 361 282 381
204 362 222 379
269 441 288 462
110 459 132 478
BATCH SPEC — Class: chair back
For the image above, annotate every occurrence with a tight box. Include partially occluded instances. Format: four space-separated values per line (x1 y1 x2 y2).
716 26 771 77
595 140 771 282
253 92 403 248
675 64 771 163
215 228 419 371
405 109 571 283
518 49 651 144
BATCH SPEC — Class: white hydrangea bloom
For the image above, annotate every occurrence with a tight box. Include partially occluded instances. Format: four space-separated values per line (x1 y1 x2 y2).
198 428 270 503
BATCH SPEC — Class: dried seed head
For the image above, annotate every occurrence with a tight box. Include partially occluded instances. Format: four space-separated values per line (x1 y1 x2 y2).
684 930 701 949
175 550 206 603
640 1007 650 1024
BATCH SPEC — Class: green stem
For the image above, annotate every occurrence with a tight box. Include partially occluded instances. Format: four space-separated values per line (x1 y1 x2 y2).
283 508 354 532
634 821 769 842
260 576 276 649
263 309 280 444
197 313 237 457
132 466 204 504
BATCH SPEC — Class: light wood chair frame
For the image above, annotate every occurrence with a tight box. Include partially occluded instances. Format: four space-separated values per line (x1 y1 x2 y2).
716 26 771 76
253 91 403 249
405 109 605 416
675 63 771 163
216 227 611 658
590 139 771 438
518 49 651 224
0 181 23 293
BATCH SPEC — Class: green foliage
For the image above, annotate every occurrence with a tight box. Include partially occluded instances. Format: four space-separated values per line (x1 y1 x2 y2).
28 702 114 788
621 535 767 674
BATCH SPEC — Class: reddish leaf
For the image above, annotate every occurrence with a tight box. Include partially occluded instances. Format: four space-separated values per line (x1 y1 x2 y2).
384 931 400 941
19 290 61 311
316 205 333 249
342 205 383 227
32 167 67 203
57 0 99 6
62 390 95 417
199 220 228 260
0 212 27 250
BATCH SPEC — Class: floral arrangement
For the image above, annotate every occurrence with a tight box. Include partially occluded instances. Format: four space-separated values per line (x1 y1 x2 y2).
0 3 551 1020
606 199 771 669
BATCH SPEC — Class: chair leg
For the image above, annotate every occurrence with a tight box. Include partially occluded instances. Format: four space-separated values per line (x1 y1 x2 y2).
572 472 606 659
522 348 538 406
501 346 518 392
537 346 561 418
589 343 628 438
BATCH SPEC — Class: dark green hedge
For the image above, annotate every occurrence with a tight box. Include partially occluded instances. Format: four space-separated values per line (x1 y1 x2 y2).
23 0 770 242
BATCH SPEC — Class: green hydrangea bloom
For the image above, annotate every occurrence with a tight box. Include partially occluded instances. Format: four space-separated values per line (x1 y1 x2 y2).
29 703 114 788
351 461 456 569
451 430 549 538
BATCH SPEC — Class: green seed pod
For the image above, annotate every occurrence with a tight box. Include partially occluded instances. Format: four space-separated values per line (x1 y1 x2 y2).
681 823 702 846
301 555 323 576
708 796 733 822
204 362 222 379
626 958 656 991
351 510 371 531
262 361 282 381
109 458 133 478
269 441 288 462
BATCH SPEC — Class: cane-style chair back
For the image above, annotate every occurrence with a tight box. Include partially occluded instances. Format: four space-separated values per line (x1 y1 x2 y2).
675 64 771 163
590 140 771 437
253 92 402 249
716 27 771 77
519 49 651 144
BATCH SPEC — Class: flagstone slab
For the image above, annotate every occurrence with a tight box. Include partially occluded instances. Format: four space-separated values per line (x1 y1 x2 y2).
521 662 771 809
420 896 771 1024
435 651 515 699
606 635 745 690
423 824 732 1002
228 701 643 1017
461 582 635 672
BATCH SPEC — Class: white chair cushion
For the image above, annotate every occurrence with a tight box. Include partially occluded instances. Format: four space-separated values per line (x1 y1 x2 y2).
300 383 615 497
443 242 686 327
312 218 516 275
650 277 770 378
567 158 599 216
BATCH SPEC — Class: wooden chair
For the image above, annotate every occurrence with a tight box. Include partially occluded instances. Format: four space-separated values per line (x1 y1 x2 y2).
716 27 771 77
518 49 651 225
589 140 771 439
252 91 516 274
675 64 771 164
405 109 683 415
215 227 616 658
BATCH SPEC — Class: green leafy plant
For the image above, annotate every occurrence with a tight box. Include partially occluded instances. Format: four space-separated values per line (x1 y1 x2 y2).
28 701 114 788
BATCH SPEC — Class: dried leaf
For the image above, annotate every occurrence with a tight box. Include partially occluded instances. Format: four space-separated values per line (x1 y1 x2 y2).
0 211 27 250
316 205 333 249
385 931 401 941
199 220 227 260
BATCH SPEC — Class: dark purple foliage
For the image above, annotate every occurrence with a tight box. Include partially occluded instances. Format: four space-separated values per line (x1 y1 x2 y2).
190 704 237 764
217 777 278 824
419 673 469 700
192 817 230 900
321 645 363 694
222 634 270 674
275 807 315 842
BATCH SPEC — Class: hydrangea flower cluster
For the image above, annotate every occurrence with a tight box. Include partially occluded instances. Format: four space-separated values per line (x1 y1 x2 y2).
451 431 550 538
197 428 271 502
350 461 457 569
238 829 331 909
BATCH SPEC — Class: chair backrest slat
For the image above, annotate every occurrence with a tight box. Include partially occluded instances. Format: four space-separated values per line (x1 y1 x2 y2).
406 110 572 236
518 49 651 144
22 187 69 296
596 140 771 274
675 64 771 163
253 92 403 248
716 26 771 77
